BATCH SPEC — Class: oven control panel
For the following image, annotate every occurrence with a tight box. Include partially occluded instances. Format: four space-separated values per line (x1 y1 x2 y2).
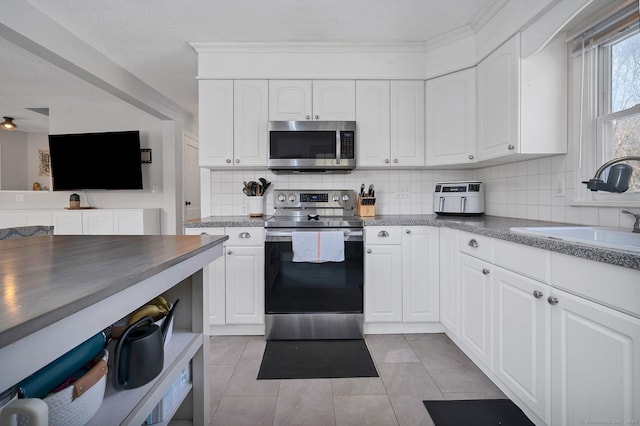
273 189 356 209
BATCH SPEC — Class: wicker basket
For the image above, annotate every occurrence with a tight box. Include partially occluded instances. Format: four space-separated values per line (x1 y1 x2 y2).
41 350 108 426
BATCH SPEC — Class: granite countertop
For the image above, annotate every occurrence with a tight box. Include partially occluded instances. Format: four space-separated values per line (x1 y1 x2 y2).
184 214 640 270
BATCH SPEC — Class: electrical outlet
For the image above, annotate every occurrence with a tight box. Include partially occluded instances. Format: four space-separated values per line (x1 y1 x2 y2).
395 186 410 199
15 193 24 202
554 180 565 197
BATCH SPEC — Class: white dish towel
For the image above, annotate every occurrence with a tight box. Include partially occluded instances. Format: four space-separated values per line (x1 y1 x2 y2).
292 231 345 263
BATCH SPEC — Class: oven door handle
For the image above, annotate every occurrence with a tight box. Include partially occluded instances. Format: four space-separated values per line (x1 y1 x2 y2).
265 229 363 241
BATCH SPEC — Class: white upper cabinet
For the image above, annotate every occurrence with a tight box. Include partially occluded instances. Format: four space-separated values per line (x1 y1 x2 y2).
358 80 425 167
477 33 566 161
233 80 269 167
356 80 391 167
269 80 355 121
199 80 234 167
426 68 477 166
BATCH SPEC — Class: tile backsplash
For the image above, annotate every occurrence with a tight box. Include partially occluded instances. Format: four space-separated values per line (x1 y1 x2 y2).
207 155 637 229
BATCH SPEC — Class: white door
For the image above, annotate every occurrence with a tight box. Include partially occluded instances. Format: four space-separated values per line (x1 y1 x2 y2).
477 34 520 161
51 211 82 235
439 227 459 334
390 80 425 167
82 210 114 235
402 226 439 322
426 68 477 165
183 132 201 221
458 253 493 366
493 267 550 423
364 244 402 323
268 80 312 121
225 246 264 325
312 80 356 121
233 80 269 167
199 80 234 167
550 288 640 426
356 80 391 167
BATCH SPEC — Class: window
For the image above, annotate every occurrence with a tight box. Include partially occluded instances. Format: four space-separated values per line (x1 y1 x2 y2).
571 1 640 203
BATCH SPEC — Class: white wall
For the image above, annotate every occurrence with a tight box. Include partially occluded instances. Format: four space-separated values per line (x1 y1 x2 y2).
0 130 28 190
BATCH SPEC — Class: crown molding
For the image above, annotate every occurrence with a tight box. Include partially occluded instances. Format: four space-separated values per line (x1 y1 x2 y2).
189 41 428 55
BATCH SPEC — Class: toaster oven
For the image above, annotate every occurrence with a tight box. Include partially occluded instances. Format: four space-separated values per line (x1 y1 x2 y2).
433 181 484 216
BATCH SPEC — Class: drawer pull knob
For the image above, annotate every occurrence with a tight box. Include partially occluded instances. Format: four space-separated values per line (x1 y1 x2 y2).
468 154 474 160
482 268 490 275
378 231 389 237
227 250 232 255
366 249 372 254
468 239 478 248
239 232 251 239
508 144 515 150
547 296 559 305
533 290 544 299
405 229 411 234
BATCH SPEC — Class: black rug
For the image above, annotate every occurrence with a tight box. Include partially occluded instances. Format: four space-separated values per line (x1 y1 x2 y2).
423 399 534 426
257 339 378 380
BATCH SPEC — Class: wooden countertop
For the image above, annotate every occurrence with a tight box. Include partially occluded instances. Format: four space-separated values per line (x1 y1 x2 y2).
0 234 227 349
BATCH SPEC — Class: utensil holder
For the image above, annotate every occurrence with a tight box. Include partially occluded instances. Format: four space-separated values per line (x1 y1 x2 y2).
247 196 264 217
356 195 376 217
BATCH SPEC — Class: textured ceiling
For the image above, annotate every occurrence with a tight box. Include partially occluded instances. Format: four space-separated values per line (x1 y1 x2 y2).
2 0 502 132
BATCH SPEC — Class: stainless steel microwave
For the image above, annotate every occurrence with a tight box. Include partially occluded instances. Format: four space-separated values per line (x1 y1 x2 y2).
268 121 356 173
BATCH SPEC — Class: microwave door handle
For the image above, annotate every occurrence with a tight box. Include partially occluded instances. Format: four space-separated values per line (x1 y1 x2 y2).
335 130 341 164
461 196 467 213
439 197 445 212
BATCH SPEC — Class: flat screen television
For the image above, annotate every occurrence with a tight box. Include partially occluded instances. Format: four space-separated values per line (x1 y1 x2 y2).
49 130 143 191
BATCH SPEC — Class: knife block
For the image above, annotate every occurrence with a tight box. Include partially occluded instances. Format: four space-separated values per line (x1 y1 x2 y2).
356 195 376 217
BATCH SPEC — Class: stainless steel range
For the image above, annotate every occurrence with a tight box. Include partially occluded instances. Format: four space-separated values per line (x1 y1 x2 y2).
264 189 364 340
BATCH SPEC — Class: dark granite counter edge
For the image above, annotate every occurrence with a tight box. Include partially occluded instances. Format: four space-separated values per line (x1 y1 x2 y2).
185 215 640 270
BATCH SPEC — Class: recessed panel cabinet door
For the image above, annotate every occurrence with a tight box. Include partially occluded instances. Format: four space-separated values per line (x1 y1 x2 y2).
269 80 312 121
312 80 356 121
364 244 402 323
225 246 264 325
390 80 425 167
439 227 459 334
234 80 268 167
356 80 391 167
199 80 234 167
402 226 439 322
551 288 640 426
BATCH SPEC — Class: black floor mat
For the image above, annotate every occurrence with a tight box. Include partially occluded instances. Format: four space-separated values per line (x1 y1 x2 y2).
423 399 534 426
257 339 378 380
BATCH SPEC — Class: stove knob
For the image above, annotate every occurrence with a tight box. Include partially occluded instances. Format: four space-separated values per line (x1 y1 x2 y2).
288 194 296 203
277 194 286 202
342 194 350 202
332 194 340 202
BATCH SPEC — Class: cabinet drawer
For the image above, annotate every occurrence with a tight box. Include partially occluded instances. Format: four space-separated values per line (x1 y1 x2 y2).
494 238 550 284
226 227 264 246
184 227 225 236
458 231 493 261
365 226 402 245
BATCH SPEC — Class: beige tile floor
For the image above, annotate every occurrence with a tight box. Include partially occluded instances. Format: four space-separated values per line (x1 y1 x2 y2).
208 333 505 426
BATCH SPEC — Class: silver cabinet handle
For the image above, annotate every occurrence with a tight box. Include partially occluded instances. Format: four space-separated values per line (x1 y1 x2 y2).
305 115 311 120
227 250 232 255
439 197 445 212
508 144 515 150
468 155 474 160
461 196 467 213
384 159 390 164
314 114 319 119
393 159 399 164
533 290 544 298
468 239 478 248
239 232 251 239
235 159 240 163
378 230 389 237
226 159 231 164
548 296 559 305
405 229 411 234
366 248 372 253
482 268 490 275
200 232 209 235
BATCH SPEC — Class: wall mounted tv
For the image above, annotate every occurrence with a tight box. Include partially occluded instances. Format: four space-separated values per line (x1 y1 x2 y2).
49 130 143 191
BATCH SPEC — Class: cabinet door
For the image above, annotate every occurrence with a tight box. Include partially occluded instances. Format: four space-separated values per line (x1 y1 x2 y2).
225 246 264 325
312 80 356 121
234 80 268 167
550 288 640 426
458 253 493 366
51 211 82 235
112 210 144 235
390 80 425 166
402 226 439 322
364 244 402 323
24 211 52 226
199 80 234 167
477 34 520 161
356 80 391 167
493 267 550 423
82 210 114 235
426 68 477 166
439 227 458 334
269 80 312 121
0 211 25 228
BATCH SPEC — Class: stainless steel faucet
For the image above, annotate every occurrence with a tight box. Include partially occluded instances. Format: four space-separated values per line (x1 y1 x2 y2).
622 209 640 233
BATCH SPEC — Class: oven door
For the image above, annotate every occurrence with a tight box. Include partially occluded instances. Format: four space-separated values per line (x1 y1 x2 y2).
264 228 364 339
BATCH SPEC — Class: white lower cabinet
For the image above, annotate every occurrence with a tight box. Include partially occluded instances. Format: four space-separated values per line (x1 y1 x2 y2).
51 211 83 234
185 226 264 333
550 288 640 426
364 226 439 330
493 266 550 423
439 227 458 334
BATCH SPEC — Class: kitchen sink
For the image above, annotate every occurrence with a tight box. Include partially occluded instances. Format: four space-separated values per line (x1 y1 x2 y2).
510 226 640 253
